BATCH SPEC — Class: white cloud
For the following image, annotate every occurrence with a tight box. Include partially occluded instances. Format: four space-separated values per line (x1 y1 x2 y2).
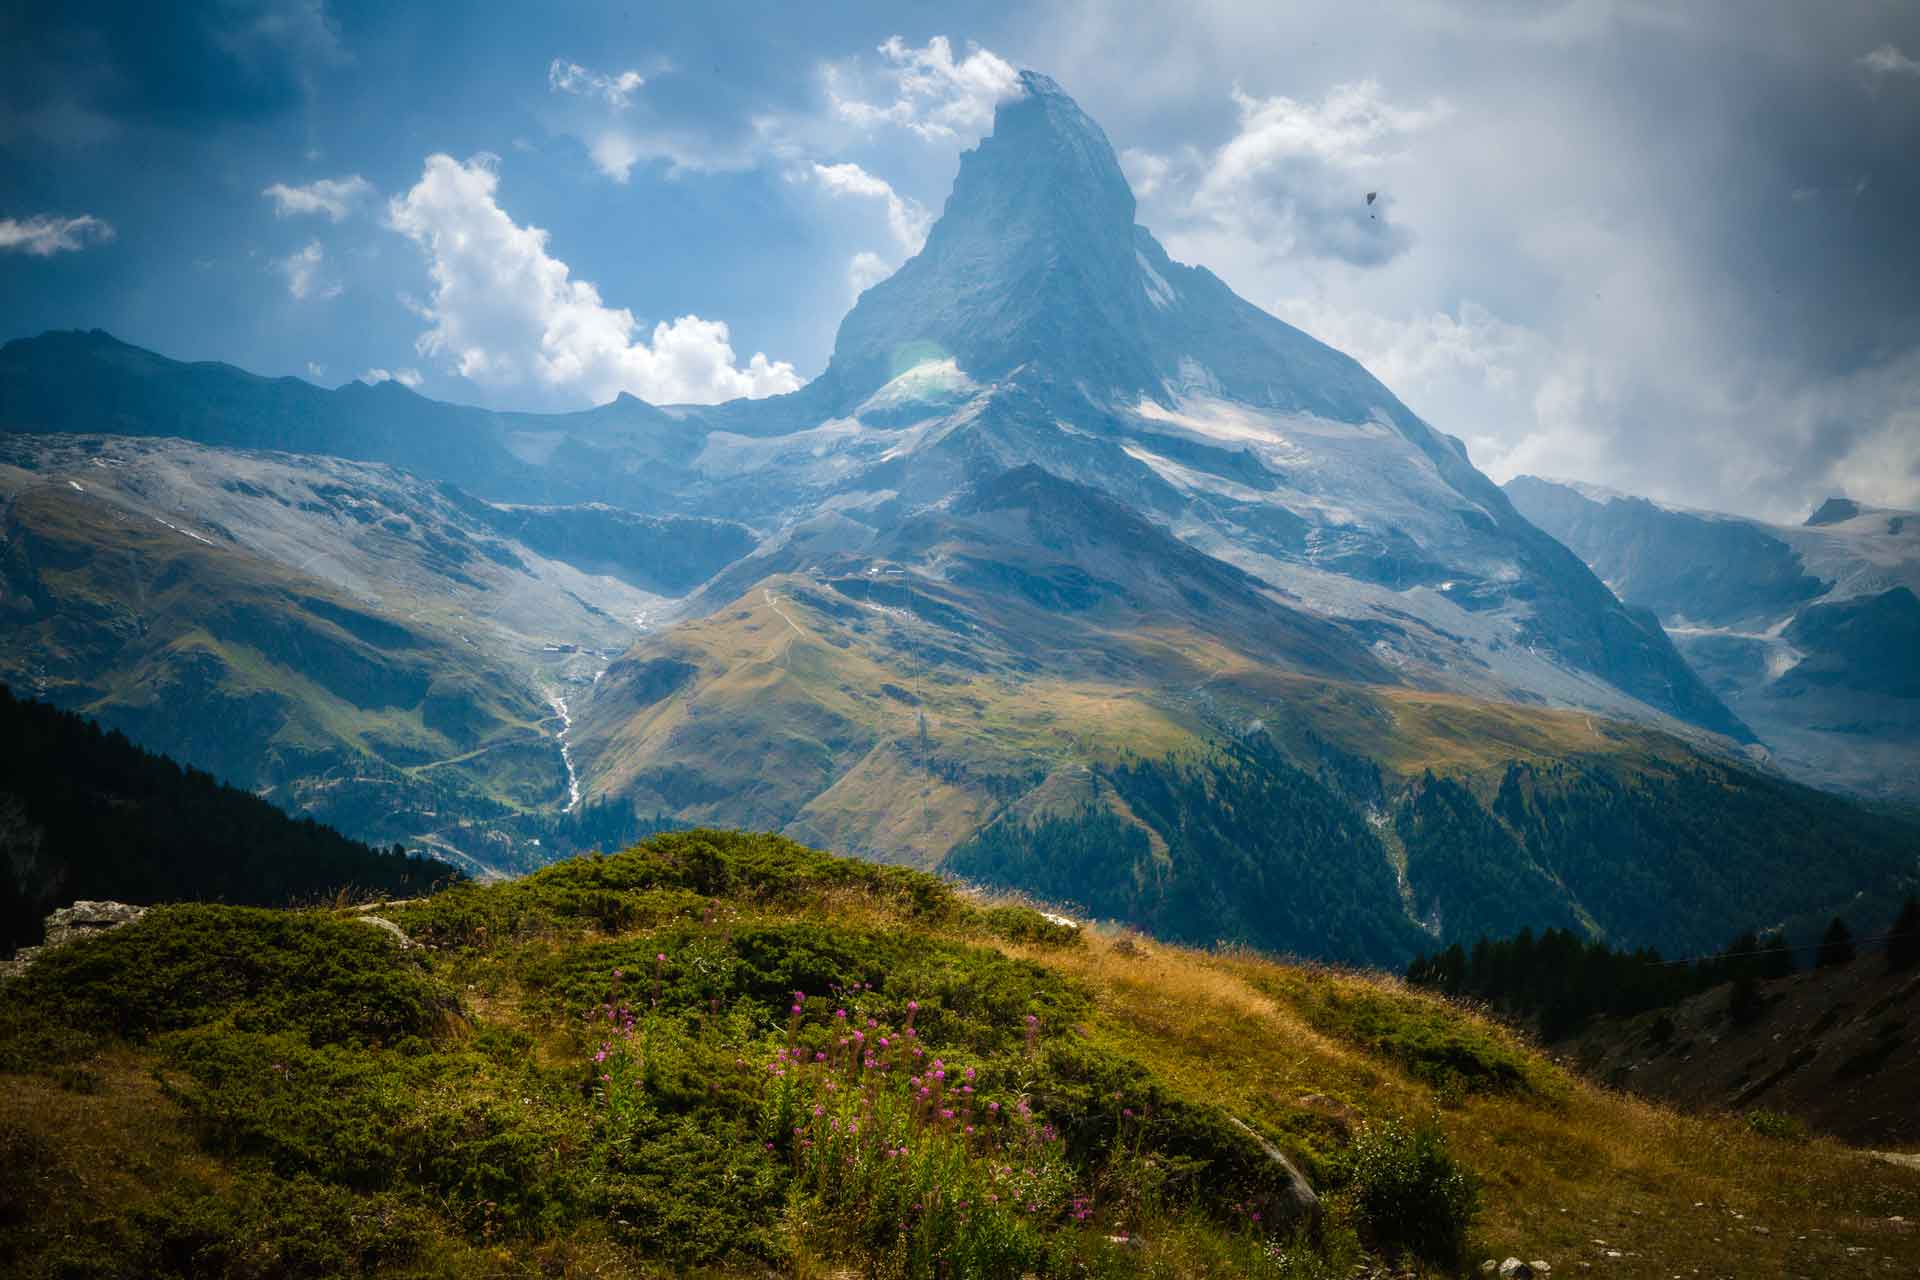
586 132 646 183
262 175 373 221
386 152 802 406
1859 44 1920 77
549 58 647 107
306 361 326 379
1137 80 1448 270
1211 81 1451 178
0 214 115 255
812 161 930 254
544 56 722 181
828 36 1021 142
276 240 340 299
1274 297 1544 400
847 250 890 301
362 367 423 388
1119 148 1171 199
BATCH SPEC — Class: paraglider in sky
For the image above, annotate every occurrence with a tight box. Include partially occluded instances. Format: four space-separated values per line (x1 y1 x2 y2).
1366 191 1378 220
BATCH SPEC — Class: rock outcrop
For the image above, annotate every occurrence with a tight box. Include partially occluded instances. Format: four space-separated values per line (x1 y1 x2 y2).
1 900 147 979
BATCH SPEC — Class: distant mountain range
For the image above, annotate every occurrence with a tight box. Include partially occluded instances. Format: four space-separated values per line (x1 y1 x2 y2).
2 72 1912 963
1507 477 1920 802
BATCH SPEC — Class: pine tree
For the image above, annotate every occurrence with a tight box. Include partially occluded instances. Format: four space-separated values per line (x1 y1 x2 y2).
1888 897 1920 973
1729 974 1766 1027
1815 917 1856 969
1756 931 1796 979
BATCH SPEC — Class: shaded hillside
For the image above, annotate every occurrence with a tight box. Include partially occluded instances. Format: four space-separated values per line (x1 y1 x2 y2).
0 685 455 955
1564 955 1920 1147
0 330 526 496
0 448 569 855
3 829 1917 1278
949 729 1919 965
447 491 758 594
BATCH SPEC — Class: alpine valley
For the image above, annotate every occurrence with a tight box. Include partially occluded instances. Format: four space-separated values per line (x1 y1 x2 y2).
1506 477 1920 806
2 73 1914 964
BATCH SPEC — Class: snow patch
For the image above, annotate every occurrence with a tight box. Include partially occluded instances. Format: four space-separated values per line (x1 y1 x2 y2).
1119 442 1273 504
1136 250 1175 310
857 357 976 415
153 516 215 546
504 431 566 466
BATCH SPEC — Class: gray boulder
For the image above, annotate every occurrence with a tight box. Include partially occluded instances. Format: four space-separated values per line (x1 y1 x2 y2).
2 900 148 979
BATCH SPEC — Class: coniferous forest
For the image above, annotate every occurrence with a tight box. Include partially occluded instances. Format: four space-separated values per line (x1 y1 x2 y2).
1407 901 1920 1041
0 685 457 953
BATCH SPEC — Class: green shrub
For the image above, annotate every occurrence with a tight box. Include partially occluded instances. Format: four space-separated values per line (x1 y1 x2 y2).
128 1173 443 1279
2 905 450 1050
1340 1118 1479 1268
979 904 1082 948
1744 1109 1807 1143
521 921 1092 1059
1282 975 1543 1097
155 1027 587 1236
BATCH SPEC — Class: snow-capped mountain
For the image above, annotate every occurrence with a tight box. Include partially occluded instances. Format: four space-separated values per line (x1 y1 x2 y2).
1507 477 1920 800
14 72 1913 965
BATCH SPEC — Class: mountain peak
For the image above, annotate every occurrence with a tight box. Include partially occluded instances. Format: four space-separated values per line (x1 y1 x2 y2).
1806 496 1862 527
820 72 1150 405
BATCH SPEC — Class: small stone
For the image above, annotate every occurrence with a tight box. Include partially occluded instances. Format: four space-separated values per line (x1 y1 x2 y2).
1499 1260 1535 1279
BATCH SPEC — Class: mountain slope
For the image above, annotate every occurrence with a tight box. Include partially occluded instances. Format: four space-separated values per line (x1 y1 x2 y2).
0 434 748 866
4 829 1918 1278
569 461 1917 964
1506 476 1920 800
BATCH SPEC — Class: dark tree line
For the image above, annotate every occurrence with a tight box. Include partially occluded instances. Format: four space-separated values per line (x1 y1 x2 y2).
1407 898 1920 1041
1 685 459 954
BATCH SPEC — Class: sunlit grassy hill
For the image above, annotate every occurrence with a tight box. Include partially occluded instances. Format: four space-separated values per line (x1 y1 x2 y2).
4 829 1916 1279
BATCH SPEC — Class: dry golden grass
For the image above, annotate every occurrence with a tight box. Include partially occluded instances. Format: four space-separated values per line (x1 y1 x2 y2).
1005 926 1920 1277
9 867 1918 1278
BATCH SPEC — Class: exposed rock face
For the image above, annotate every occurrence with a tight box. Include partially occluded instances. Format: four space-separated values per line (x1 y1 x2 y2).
1 900 146 978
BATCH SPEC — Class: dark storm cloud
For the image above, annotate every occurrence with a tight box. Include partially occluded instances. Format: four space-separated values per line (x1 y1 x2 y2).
0 1 344 141
1039 0 1920 517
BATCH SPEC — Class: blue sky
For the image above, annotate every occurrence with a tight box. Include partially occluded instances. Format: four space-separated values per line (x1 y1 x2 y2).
3 1 1918 520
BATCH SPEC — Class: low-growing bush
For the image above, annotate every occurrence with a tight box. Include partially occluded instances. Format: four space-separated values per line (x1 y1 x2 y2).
2 905 450 1051
1744 1109 1808 1143
1278 974 1545 1098
1340 1118 1479 1268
